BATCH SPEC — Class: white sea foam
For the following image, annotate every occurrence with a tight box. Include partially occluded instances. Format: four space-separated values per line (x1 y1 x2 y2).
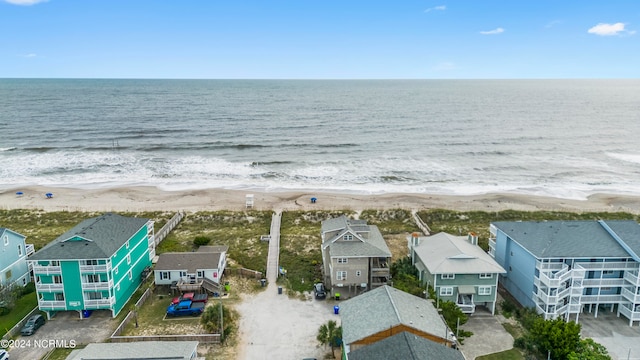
2 79 640 200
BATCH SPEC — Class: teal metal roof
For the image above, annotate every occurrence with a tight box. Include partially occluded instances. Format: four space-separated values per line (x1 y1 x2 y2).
30 213 149 260
492 220 638 259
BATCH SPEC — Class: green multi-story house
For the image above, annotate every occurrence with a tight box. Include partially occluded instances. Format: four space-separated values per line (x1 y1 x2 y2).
28 213 155 319
409 232 506 315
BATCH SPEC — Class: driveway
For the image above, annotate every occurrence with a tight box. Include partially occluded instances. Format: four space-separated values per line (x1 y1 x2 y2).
8 310 117 359
458 308 514 360
579 309 640 360
236 284 339 360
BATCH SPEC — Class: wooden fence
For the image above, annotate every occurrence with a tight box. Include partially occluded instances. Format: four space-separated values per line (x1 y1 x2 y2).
111 287 153 338
155 211 185 245
110 333 220 343
412 210 431 235
228 267 263 279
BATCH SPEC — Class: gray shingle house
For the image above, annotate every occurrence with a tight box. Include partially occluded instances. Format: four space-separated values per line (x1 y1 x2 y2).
348 331 465 360
340 285 455 356
154 245 228 291
321 216 392 298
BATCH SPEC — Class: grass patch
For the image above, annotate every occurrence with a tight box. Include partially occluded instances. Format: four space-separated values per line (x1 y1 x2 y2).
476 348 524 360
417 209 638 251
0 292 37 337
502 322 524 339
157 211 272 273
122 291 203 336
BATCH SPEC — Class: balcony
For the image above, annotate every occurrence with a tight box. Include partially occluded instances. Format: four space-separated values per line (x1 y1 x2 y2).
81 279 114 291
80 263 112 273
624 271 640 286
488 239 496 257
25 244 35 257
536 261 566 272
575 262 638 271
580 294 625 303
619 305 640 321
32 264 61 275
38 300 66 309
84 298 114 308
622 288 640 303
36 282 64 291
582 278 626 287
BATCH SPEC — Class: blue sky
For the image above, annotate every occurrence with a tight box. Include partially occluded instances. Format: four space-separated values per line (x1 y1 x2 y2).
1 0 638 79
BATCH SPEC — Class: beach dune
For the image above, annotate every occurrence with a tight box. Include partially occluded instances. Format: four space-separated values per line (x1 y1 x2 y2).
2 186 640 214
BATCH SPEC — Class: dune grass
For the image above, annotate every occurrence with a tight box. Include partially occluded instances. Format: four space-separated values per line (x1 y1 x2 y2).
156 211 272 273
0 210 174 251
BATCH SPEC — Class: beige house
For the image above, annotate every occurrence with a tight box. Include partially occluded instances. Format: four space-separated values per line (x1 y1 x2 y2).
321 216 391 298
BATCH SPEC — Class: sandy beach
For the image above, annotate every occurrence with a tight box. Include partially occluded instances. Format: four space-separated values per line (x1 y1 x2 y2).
2 186 640 214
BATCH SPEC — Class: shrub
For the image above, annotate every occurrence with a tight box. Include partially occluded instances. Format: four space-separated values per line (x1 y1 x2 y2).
193 236 212 247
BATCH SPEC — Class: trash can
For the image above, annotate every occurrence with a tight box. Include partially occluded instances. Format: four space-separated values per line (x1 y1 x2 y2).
278 286 282 294
334 305 340 315
260 279 266 287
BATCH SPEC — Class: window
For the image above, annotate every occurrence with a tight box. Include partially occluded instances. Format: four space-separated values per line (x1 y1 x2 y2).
337 271 347 281
127 254 131 265
160 271 171 280
53 275 62 284
197 271 204 278
114 266 119 275
87 274 100 283
3 235 8 246
179 271 187 277
18 245 23 256
85 259 98 266
603 270 614 275
478 286 492 295
5 270 11 280
126 240 130 249
337 258 348 264
343 234 353 241
117 284 120 291
50 260 60 266
479 273 493 279
441 274 455 280
55 293 64 301
128 271 132 280
356 270 362 277
440 287 453 296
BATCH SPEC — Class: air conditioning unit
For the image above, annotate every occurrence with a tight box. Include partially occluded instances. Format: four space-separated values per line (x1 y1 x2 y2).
336 284 343 287
360 283 367 288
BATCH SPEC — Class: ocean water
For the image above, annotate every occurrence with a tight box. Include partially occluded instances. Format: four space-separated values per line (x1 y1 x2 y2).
1 79 640 200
